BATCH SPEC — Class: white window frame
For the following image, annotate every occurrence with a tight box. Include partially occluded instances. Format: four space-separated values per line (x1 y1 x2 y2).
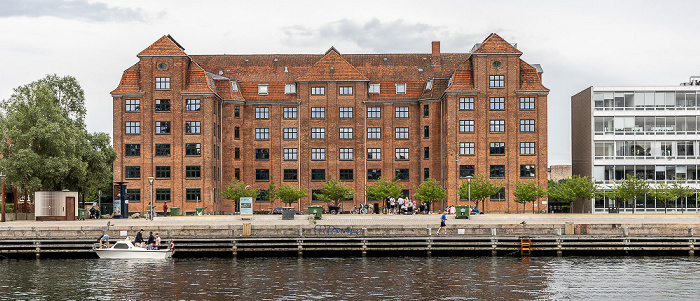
395 148 409 160
284 84 296 94
258 84 269 95
283 148 298 160
369 84 381 94
460 142 475 155
395 83 406 94
339 148 354 160
311 148 326 160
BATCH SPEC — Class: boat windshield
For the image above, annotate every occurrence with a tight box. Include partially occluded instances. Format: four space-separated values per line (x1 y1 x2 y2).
113 243 129 249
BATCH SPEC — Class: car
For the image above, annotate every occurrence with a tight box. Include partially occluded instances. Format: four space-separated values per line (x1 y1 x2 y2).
272 207 304 215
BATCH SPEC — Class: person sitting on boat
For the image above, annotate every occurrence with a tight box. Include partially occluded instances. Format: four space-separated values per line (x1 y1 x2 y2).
154 233 161 250
147 232 155 250
134 229 144 247
99 234 110 249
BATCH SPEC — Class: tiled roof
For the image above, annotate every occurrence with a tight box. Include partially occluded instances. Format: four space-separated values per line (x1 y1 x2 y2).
444 59 476 92
296 48 369 82
182 62 216 94
472 33 522 55
138 35 187 57
419 78 450 99
519 59 549 91
111 63 142 94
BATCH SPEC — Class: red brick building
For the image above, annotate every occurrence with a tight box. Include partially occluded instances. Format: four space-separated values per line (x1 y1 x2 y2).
111 33 548 214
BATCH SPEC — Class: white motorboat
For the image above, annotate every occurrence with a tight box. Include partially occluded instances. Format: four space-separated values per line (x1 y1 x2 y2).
93 238 173 259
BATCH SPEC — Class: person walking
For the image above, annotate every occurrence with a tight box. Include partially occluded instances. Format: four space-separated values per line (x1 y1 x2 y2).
163 202 168 217
436 210 447 235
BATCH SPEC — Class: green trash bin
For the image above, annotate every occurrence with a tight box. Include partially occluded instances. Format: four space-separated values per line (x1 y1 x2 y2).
455 205 469 219
170 207 180 216
77 208 87 220
196 207 204 216
308 205 322 219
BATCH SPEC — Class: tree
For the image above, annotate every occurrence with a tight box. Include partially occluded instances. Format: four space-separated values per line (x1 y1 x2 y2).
547 175 597 213
513 180 547 213
267 176 278 205
608 175 649 213
365 177 404 204
0 74 116 212
314 178 353 208
221 179 259 210
458 173 502 213
670 180 696 213
276 184 308 206
649 182 674 214
413 178 447 206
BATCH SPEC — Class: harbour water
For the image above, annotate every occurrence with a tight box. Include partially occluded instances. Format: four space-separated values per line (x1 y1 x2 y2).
1 256 699 300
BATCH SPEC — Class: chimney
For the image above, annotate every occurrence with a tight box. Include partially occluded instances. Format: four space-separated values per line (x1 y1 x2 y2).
431 41 441 66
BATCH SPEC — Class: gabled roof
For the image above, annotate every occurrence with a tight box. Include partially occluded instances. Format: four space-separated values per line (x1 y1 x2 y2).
472 33 522 55
519 59 549 91
182 62 217 94
444 59 477 92
296 47 369 82
138 35 187 57
111 63 142 94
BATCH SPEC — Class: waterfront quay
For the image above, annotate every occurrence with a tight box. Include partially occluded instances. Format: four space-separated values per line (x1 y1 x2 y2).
1 214 700 258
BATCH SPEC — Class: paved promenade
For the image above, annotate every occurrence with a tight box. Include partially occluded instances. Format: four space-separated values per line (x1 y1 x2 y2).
3 213 700 230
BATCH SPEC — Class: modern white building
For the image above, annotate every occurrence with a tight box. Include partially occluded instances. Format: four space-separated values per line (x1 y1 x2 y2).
571 77 700 213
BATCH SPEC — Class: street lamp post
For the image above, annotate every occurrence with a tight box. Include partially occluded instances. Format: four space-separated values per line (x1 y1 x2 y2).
97 190 102 216
466 176 473 213
148 177 154 221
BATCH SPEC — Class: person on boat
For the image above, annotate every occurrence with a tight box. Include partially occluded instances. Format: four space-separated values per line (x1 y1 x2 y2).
147 232 155 250
99 234 110 249
154 233 161 250
134 229 144 247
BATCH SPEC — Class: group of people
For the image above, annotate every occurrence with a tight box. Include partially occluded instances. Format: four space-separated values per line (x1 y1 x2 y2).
88 206 100 219
134 229 162 250
386 197 430 214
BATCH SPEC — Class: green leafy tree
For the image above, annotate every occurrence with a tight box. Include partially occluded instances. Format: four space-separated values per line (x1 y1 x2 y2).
365 177 404 204
221 179 259 210
547 175 598 213
314 178 353 207
458 173 502 213
649 182 674 214
413 178 447 206
608 175 649 212
276 184 309 206
670 180 696 212
513 180 547 213
267 176 278 205
0 74 116 210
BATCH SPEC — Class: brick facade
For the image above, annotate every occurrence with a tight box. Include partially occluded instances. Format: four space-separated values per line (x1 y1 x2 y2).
112 33 548 214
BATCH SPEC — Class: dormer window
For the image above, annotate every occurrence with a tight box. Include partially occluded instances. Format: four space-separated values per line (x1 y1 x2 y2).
231 81 239 92
426 79 433 90
284 84 296 94
368 84 380 94
395 83 406 94
258 84 268 95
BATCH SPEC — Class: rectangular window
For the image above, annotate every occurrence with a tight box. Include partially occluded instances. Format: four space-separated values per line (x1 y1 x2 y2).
423 104 429 117
125 99 140 112
490 142 505 155
255 107 269 119
311 127 325 139
339 169 354 181
186 166 201 179
395 148 409 160
234 105 240 118
368 148 381 160
395 127 409 139
155 77 170 90
395 106 409 118
339 148 353 160
311 148 326 160
460 165 475 178
155 188 170 202
283 128 297 140
125 121 140 134
460 142 475 155
520 165 536 178
185 188 201 202
489 75 504 88
155 166 171 179
256 190 269 203
255 148 270 160
155 99 170 112
126 189 140 203
234 168 240 180
256 169 270 181
283 148 297 160
459 120 474 133
285 84 296 94
368 84 381 94
678 141 694 156
311 169 326 181
255 128 269 140
311 87 325 95
185 121 201 134
234 127 240 139
520 142 535 155
490 120 505 132
284 169 298 181
151 144 168 157
367 169 382 181
339 107 353 118
125 144 140 157
520 119 535 132
490 165 505 178
185 99 200 111
395 83 406 94
234 147 240 160
311 107 325 119
367 127 381 139
424 168 429 180
185 143 200 156
231 81 239 92
489 97 505 110
367 107 381 118
155 121 170 134
423 126 429 138
395 169 409 181
283 107 297 119
339 127 353 139
459 97 474 110
423 147 429 159
125 166 140 179
258 84 268 95
491 188 506 201
339 86 353 95
520 97 535 110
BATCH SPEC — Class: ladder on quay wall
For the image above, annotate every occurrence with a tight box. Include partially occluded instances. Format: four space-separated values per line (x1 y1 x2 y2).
520 236 531 256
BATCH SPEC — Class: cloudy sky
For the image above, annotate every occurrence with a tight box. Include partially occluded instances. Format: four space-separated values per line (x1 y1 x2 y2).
1 0 698 165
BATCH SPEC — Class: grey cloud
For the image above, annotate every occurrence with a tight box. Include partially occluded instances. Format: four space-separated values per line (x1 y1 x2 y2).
0 0 146 22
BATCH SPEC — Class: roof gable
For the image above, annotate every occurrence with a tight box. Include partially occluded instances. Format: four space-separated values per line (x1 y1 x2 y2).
472 33 522 55
138 35 187 57
296 47 368 82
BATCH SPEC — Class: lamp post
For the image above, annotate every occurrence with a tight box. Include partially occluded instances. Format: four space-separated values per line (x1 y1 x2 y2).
148 177 154 221
97 190 102 216
466 176 473 213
